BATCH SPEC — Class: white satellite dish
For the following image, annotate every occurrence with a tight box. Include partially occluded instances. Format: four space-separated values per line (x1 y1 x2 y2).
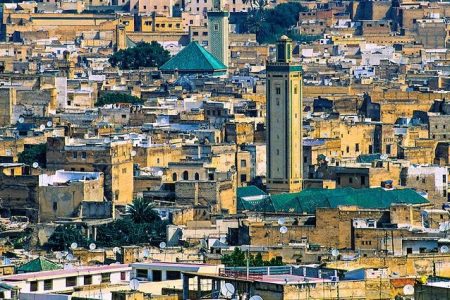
3 257 11 265
64 263 73 270
39 124 46 131
143 248 150 258
380 154 388 160
441 245 449 253
46 121 53 127
70 242 78 250
89 243 96 250
32 162 39 169
55 252 63 259
130 278 140 290
66 254 74 261
131 150 137 157
280 226 288 234
113 247 121 254
249 296 263 300
219 236 227 244
277 218 285 225
18 117 24 124
331 249 340 257
220 282 235 298
403 284 414 295
159 242 166 249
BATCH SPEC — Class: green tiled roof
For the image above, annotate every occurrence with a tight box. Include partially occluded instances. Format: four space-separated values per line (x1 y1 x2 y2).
356 153 382 163
160 41 227 72
17 257 61 273
237 186 268 211
237 187 429 214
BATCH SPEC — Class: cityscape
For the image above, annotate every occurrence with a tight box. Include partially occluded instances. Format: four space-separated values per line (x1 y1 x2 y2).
0 0 450 299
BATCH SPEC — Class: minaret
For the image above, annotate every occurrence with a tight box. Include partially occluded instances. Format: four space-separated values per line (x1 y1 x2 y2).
207 0 229 68
115 23 127 51
266 36 303 194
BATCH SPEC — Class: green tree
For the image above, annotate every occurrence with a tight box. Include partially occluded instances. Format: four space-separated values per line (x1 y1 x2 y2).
46 225 91 251
109 41 170 70
221 249 284 267
18 144 47 168
95 92 143 107
126 198 160 224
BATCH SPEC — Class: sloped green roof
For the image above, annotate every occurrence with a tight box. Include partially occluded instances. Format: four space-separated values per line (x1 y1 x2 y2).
237 186 268 211
126 36 137 48
160 41 227 72
17 257 61 273
237 187 429 214
356 153 382 163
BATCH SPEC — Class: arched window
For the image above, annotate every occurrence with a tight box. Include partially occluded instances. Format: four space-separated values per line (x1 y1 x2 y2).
183 171 189 180
172 173 177 181
194 173 200 180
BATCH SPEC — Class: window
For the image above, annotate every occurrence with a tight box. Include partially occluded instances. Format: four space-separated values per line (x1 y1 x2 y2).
240 160 247 168
84 275 92 285
66 276 77 287
137 269 148 278
81 152 87 159
167 271 181 280
152 270 162 281
443 175 447 183
101 273 111 283
355 143 359 152
30 281 38 292
240 174 247 182
72 152 78 159
214 24 219 31
346 146 349 153
195 173 200 180
44 279 53 291
275 87 281 95
172 173 177 181
304 156 307 163
349 177 353 184
361 176 366 185
53 202 57 211
122 168 127 174
337 177 341 185
121 272 126 280
386 144 391 154
183 171 189 180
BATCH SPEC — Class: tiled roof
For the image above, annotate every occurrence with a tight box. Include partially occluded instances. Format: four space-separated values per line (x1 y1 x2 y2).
160 42 227 72
238 187 429 214
16 257 61 273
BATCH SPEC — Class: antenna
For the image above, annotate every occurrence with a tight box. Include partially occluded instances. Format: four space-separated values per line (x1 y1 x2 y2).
130 278 140 290
89 243 96 250
66 254 74 261
70 242 78 250
279 226 288 234
159 242 166 249
220 282 235 298
32 162 39 169
440 245 449 253
277 218 285 225
403 284 414 295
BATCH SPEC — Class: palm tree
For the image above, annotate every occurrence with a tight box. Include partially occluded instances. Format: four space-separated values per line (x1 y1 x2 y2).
126 198 160 224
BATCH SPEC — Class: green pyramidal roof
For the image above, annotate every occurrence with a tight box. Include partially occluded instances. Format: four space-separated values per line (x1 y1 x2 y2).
17 256 61 273
160 41 227 72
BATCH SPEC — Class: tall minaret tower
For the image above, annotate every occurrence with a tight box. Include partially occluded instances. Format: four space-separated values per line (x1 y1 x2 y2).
207 0 229 68
266 36 303 194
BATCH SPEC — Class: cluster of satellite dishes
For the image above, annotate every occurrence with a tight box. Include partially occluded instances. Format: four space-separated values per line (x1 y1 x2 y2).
18 117 53 130
219 282 263 300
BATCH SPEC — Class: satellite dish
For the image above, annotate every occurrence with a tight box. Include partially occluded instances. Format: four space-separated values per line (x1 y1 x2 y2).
89 243 96 250
63 263 73 270
3 257 11 265
277 218 285 225
18 117 24 124
143 248 150 258
130 278 140 290
32 162 39 169
55 252 63 259
131 150 137 157
159 242 166 249
113 247 121 254
39 124 45 131
380 154 388 160
280 226 288 234
403 284 414 295
441 245 449 253
66 254 74 261
46 121 53 127
331 249 340 257
220 282 235 298
219 236 227 244
249 296 263 300
70 242 78 250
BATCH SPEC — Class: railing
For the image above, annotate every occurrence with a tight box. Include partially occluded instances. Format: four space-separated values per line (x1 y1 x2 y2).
219 266 291 280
